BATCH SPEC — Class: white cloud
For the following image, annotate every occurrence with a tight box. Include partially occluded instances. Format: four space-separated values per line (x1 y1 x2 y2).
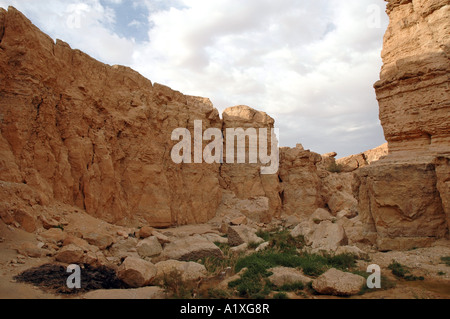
0 0 389 157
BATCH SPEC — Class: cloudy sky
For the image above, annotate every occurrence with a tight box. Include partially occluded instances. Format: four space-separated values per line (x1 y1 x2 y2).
0 0 389 157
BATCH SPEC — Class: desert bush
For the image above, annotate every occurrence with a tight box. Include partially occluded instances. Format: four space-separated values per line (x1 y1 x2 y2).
388 261 424 281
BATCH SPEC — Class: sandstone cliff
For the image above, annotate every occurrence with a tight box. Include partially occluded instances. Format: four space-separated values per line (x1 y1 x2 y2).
336 143 388 173
0 7 325 229
354 0 450 250
0 7 222 227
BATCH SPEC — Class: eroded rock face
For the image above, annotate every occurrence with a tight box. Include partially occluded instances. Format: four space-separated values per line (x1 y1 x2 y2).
279 146 323 217
0 7 223 227
336 143 388 173
377 0 450 154
1 7 330 229
354 0 450 250
220 105 282 223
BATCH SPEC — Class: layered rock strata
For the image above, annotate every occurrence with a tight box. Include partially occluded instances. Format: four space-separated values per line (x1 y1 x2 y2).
0 7 221 227
0 7 324 229
354 0 450 250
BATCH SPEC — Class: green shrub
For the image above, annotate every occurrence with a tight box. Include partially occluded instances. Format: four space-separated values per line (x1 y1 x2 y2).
161 270 197 299
207 288 231 299
255 229 305 254
277 282 305 292
229 248 358 298
388 261 424 281
273 292 289 299
203 242 240 275
441 257 450 267
255 229 271 242
225 228 358 299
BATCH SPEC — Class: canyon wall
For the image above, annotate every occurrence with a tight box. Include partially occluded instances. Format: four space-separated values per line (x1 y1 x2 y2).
0 7 223 227
0 7 325 229
354 0 450 250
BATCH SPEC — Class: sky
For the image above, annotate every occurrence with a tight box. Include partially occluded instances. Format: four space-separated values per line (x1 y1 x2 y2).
0 0 390 158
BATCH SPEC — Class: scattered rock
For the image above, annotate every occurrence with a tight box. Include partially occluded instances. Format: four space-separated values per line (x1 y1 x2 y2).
291 220 347 253
227 225 264 247
38 215 60 230
12 209 36 233
312 268 365 296
16 242 43 258
137 236 163 258
138 226 155 239
162 235 223 261
309 221 348 252
116 230 129 239
83 232 115 250
152 231 171 245
55 244 85 264
336 209 357 220
40 228 67 245
201 233 228 244
117 257 157 288
153 260 207 284
230 216 248 226
291 221 315 240
310 208 334 223
335 245 369 260
283 215 301 228
268 267 312 287
230 243 248 254
109 237 139 259
63 236 98 253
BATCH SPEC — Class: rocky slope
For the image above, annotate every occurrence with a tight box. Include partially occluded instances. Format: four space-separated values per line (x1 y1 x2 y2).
354 0 450 250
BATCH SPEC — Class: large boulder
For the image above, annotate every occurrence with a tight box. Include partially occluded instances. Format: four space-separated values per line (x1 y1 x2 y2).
55 244 82 261
136 236 163 258
268 267 312 287
310 208 334 223
117 257 157 288
153 260 207 284
82 232 115 250
161 235 223 261
312 268 365 296
109 237 139 259
291 220 347 252
309 221 348 252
